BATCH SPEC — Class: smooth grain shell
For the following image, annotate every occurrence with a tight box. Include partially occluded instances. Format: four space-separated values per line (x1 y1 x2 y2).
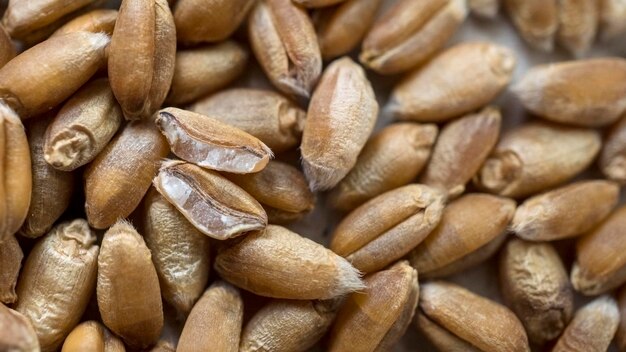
84 120 169 229
15 219 99 352
316 0 383 60
504 0 558 51
420 281 530 352
2 0 96 39
301 57 378 191
601 116 626 183
165 41 247 105
97 221 163 349
420 106 501 198
599 0 626 41
415 312 481 352
571 205 626 295
177 282 243 352
240 300 335 352
389 42 515 122
156 108 272 174
189 88 305 153
248 0 322 99
142 189 210 317
0 303 39 352
153 160 268 240
225 161 315 223
20 115 75 238
513 58 626 127
360 0 467 74
51 9 118 37
468 0 499 18
174 0 255 44
109 0 176 120
331 123 438 211
328 261 419 352
552 296 619 352
556 0 598 55
61 320 125 352
499 239 573 344
474 122 601 199
512 180 619 241
410 193 516 278
215 225 364 299
0 235 22 304
331 184 446 273
0 32 109 118
44 79 124 171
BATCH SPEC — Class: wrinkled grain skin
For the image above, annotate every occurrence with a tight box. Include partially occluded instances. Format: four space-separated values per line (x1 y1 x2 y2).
248 0 322 99
468 0 499 18
226 161 315 224
0 25 14 69
331 123 438 211
513 59 626 127
0 104 31 243
143 189 211 317
97 221 163 349
109 0 176 120
165 42 247 105
557 0 598 55
474 122 601 198
328 261 418 352
410 194 516 278
601 116 626 183
420 281 530 352
153 160 268 240
61 320 125 352
44 79 123 171
156 108 272 174
215 225 364 299
499 239 573 344
177 282 243 352
2 0 96 39
0 303 39 352
504 0 558 51
513 180 619 241
360 0 467 74
52 9 118 37
599 0 626 41
15 220 99 352
20 116 75 238
390 42 515 122
84 121 169 229
415 313 481 352
189 89 305 153
316 0 383 60
174 0 255 44
301 57 378 191
240 300 335 352
420 107 501 198
0 235 21 304
331 184 445 273
572 205 626 295
617 287 626 351
0 32 108 119
294 0 346 7
552 296 619 352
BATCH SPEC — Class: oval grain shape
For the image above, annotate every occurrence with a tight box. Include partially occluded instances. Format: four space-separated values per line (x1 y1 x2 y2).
51 9 118 37
174 0 256 44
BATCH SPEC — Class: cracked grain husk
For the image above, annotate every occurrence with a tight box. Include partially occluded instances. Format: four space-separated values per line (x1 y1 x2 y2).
389 42 515 122
474 122 601 198
331 184 445 273
97 220 163 349
410 193 515 279
328 261 418 352
215 225 364 300
331 123 438 212
15 219 99 352
499 239 573 344
301 57 378 191
153 160 267 240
